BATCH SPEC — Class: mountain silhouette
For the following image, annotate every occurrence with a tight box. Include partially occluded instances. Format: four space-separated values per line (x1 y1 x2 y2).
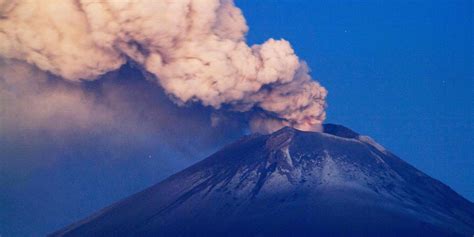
51 124 474 236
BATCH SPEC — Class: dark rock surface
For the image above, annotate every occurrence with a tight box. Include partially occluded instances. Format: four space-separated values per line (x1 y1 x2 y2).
51 124 474 237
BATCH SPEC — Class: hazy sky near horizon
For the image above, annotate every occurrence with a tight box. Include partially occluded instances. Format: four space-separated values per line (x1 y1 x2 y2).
0 1 472 236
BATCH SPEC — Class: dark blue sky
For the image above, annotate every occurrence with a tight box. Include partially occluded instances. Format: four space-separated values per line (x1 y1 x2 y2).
237 0 472 200
0 1 472 236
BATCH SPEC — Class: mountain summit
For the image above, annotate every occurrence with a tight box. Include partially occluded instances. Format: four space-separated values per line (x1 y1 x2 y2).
51 124 474 236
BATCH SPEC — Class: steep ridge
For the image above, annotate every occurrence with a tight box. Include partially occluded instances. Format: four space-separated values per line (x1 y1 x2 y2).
51 124 474 236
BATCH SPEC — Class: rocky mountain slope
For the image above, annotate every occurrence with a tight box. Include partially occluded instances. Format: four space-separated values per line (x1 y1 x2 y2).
51 124 474 236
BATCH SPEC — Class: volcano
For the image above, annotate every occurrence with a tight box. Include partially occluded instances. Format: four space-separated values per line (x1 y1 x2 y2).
51 124 474 236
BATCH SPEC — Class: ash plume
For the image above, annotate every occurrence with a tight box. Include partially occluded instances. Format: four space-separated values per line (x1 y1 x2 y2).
0 0 327 133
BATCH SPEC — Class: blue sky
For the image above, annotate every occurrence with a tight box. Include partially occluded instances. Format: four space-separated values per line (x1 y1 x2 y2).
237 0 472 200
0 1 472 236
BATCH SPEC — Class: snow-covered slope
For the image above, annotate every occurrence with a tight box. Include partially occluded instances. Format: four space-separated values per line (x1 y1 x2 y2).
51 124 474 236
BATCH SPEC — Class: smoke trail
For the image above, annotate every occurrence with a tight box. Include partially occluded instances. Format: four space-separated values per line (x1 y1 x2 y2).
0 0 327 133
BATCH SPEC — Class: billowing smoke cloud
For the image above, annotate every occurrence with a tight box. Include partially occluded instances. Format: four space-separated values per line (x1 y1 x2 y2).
0 59 244 153
0 0 327 133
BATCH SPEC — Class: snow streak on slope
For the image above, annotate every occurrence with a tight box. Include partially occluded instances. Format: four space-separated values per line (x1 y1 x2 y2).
51 124 474 237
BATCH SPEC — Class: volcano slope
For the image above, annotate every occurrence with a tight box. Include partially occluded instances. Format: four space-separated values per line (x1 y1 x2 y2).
51 124 474 236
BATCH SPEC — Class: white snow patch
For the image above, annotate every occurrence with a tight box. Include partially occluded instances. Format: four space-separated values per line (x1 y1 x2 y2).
358 135 387 154
321 151 343 184
280 146 294 172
